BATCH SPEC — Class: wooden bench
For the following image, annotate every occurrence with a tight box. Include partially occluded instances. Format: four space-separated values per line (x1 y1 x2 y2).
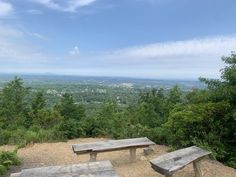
72 137 155 162
10 160 119 177
150 146 211 177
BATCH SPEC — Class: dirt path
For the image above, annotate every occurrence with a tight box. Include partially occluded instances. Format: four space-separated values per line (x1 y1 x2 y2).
1 138 236 177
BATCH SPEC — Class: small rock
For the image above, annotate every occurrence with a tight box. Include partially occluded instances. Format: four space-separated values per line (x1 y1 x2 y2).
143 147 154 156
140 156 147 161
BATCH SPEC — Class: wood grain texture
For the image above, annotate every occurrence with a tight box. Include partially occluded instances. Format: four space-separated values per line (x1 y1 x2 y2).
10 173 21 177
72 137 155 154
150 146 211 176
10 161 119 177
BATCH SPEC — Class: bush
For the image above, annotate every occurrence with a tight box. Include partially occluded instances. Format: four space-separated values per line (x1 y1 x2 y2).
0 130 11 145
58 119 84 139
25 131 40 144
0 165 7 176
147 127 170 145
0 151 21 176
0 127 65 147
8 129 27 145
37 128 65 142
164 102 230 161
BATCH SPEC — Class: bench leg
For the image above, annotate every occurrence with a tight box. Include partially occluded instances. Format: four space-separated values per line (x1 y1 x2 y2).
130 148 137 162
90 152 97 162
165 175 173 177
193 160 202 177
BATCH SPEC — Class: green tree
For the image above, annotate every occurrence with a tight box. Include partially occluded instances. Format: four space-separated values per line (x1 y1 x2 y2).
164 85 183 118
0 77 29 127
167 85 182 105
31 91 46 113
136 89 168 127
94 102 119 136
31 110 63 129
56 93 85 121
56 93 86 139
164 53 236 167
26 91 47 127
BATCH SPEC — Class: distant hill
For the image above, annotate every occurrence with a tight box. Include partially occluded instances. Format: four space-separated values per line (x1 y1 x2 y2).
0 74 205 91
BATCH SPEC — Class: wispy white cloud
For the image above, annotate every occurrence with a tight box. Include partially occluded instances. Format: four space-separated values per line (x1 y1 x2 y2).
0 25 48 63
84 35 235 79
71 35 236 79
69 46 80 56
0 1 14 18
112 35 236 59
31 0 96 12
26 9 43 15
30 32 48 40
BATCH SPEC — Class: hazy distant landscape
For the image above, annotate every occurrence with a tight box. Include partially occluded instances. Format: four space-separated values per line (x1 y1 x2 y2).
0 74 205 109
0 74 205 89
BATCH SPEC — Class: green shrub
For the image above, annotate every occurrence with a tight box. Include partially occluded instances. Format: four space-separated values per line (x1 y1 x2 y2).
37 128 65 142
8 129 27 145
0 151 21 166
25 131 40 143
147 127 170 145
0 151 21 176
0 165 7 176
0 130 11 145
58 119 84 139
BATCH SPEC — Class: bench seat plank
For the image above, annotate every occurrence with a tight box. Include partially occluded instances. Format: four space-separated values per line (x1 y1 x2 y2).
93 137 155 152
72 141 105 154
150 146 211 176
13 161 118 177
72 137 155 154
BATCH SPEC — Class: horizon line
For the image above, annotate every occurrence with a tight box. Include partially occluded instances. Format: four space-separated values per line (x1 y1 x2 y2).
0 72 211 81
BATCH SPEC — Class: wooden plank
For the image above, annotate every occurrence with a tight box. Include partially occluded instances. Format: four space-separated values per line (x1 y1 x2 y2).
93 137 155 152
72 141 105 154
150 146 211 176
16 161 119 177
72 137 155 154
10 173 21 177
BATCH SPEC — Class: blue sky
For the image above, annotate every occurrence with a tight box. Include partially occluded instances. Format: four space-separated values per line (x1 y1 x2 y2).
0 0 236 79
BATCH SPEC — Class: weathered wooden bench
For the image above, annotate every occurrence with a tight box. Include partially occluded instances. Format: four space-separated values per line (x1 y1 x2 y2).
150 146 211 177
72 137 155 162
10 160 119 177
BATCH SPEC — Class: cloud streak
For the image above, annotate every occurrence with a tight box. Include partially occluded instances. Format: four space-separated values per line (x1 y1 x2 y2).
112 35 236 59
69 35 236 79
26 9 43 15
31 0 96 12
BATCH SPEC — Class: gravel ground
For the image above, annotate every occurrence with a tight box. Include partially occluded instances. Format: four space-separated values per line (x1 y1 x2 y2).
1 138 236 177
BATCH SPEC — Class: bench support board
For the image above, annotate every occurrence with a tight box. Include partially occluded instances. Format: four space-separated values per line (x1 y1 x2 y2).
193 160 202 177
129 148 137 162
90 152 97 162
165 175 173 177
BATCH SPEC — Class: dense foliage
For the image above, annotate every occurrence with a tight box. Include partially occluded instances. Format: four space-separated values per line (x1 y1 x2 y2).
0 53 235 168
0 151 21 176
